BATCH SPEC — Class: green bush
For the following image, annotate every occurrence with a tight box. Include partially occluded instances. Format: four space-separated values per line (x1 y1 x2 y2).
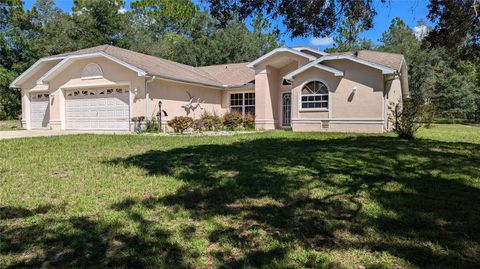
200 112 223 131
168 116 193 134
192 118 206 132
243 113 255 130
223 111 244 130
390 98 423 140
145 117 159 132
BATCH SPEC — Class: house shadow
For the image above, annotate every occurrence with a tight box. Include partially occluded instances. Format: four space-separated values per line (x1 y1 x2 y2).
105 136 480 268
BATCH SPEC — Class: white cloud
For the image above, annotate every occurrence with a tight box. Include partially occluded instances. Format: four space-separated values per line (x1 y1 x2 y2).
310 37 334 46
413 25 428 40
118 7 127 14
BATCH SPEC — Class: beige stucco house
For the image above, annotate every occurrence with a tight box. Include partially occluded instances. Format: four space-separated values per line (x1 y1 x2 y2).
10 45 408 133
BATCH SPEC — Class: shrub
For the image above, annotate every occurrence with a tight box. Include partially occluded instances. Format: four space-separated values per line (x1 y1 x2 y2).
419 103 437 128
390 97 423 140
223 111 244 130
145 117 159 132
243 113 255 130
168 116 193 134
200 112 223 131
192 118 206 132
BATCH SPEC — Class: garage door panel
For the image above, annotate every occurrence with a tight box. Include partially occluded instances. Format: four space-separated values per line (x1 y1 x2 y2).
31 93 50 129
65 88 129 131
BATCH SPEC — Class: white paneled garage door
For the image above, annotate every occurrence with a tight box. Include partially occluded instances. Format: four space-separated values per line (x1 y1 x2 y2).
65 88 130 131
31 93 50 129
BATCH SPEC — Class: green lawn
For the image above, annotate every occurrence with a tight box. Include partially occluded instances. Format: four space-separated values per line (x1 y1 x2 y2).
1 125 479 268
0 120 22 131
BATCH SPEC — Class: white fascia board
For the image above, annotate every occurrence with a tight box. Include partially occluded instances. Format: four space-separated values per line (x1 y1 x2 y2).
37 52 147 84
283 62 344 80
246 47 317 68
321 55 397 74
283 57 325 80
292 46 329 56
9 56 66 88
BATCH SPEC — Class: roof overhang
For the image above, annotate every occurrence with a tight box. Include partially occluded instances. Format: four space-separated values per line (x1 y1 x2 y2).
246 47 317 69
292 46 329 57
9 56 65 88
320 55 397 74
36 52 147 85
284 63 344 80
283 54 397 81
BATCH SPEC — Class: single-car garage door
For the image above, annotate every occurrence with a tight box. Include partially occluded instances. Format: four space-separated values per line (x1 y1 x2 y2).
65 87 130 131
31 93 50 129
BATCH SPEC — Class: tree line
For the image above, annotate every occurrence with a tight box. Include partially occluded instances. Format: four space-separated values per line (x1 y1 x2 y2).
1 0 478 122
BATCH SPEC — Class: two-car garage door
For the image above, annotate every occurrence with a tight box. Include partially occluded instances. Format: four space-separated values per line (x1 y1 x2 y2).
65 87 130 131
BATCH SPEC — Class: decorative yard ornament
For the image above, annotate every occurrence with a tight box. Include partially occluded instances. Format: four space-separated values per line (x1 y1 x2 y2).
181 90 204 115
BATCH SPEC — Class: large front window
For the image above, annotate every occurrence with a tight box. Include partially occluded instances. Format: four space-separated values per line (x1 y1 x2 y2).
301 81 328 109
230 93 255 115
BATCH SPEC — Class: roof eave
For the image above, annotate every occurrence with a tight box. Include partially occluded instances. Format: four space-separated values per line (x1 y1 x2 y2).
247 47 317 69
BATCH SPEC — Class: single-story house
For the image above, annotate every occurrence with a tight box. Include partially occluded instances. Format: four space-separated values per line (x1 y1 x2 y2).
10 45 408 133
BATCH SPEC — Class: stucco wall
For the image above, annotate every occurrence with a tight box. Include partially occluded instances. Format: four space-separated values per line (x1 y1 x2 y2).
146 79 229 123
385 77 402 130
47 57 145 130
290 60 386 133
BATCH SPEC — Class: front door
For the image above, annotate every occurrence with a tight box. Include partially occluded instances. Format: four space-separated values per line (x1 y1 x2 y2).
281 92 291 127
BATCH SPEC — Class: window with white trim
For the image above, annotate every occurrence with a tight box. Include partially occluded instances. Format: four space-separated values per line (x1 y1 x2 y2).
301 81 328 109
230 93 255 116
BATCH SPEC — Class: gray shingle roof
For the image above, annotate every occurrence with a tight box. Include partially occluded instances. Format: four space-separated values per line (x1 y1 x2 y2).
46 45 404 88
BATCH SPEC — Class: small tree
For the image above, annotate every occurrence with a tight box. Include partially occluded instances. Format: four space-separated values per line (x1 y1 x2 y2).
390 98 424 140
168 116 193 134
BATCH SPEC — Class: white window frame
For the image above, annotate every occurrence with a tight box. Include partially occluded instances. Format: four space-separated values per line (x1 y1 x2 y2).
229 92 255 116
299 80 329 111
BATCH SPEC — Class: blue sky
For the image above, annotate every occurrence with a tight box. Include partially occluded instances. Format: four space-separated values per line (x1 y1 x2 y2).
23 0 431 50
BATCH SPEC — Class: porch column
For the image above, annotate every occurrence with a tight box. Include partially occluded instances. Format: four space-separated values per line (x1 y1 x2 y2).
255 66 279 130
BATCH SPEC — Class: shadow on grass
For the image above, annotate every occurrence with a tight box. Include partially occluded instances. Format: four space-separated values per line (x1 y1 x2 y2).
1 136 479 268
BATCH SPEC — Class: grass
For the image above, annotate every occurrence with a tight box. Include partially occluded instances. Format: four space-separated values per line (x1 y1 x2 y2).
1 124 479 268
0 120 22 131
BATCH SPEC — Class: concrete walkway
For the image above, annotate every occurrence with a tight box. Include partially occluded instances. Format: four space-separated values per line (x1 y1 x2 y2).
0 130 131 140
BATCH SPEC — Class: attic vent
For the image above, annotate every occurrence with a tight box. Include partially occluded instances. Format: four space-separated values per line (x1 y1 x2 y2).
82 63 103 78
321 120 329 129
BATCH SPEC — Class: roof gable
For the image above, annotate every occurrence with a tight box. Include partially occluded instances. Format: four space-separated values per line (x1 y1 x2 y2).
246 47 317 68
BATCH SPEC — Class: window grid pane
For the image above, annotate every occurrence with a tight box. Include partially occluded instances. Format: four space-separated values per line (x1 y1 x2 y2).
229 93 255 116
301 81 328 109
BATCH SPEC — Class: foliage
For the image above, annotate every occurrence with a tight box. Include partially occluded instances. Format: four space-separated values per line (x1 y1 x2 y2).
200 112 222 131
420 103 437 128
378 17 480 123
222 111 244 130
1 126 480 268
243 113 255 130
145 117 159 132
390 98 425 139
192 118 206 132
325 18 373 52
426 0 479 60
168 116 193 133
206 0 380 38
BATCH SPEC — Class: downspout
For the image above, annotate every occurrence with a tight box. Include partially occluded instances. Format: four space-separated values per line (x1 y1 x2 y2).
145 76 155 119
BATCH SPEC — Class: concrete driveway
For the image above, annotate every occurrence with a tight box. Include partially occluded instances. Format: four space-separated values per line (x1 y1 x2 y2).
0 130 131 140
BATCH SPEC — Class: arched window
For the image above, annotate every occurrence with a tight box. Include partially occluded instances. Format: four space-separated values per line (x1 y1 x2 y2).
301 81 328 109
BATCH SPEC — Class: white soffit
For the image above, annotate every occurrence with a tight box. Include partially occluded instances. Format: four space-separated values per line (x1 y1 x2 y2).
9 56 65 88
